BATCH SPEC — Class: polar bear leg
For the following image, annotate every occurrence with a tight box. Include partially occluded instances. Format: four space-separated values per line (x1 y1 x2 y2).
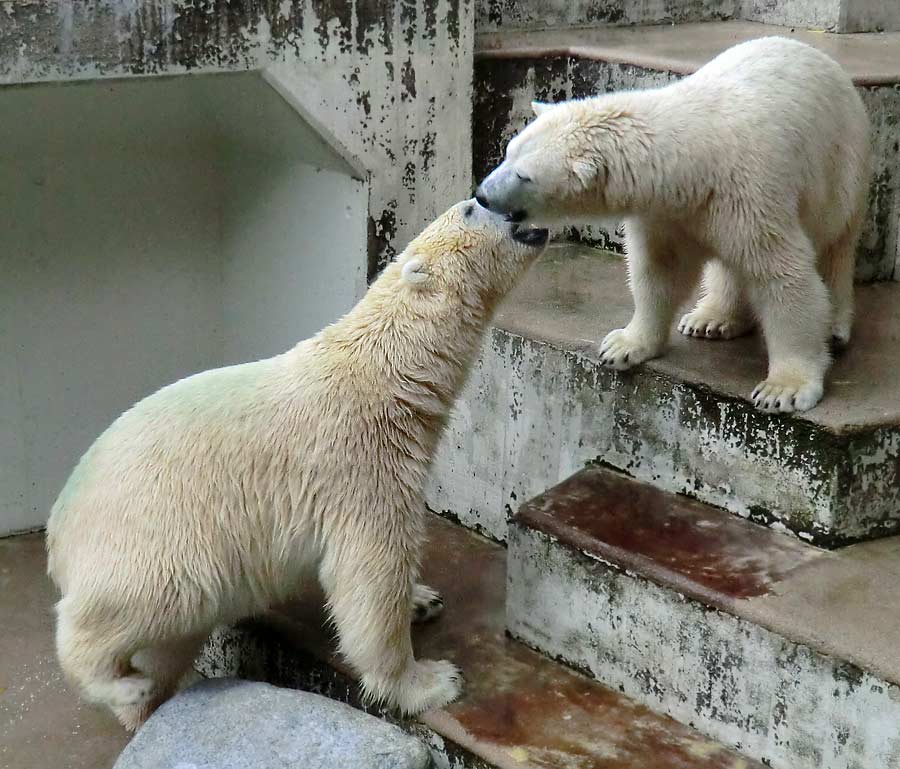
678 260 755 340
321 545 462 716
56 603 156 723
600 220 702 370
749 233 831 413
111 635 206 731
820 220 860 349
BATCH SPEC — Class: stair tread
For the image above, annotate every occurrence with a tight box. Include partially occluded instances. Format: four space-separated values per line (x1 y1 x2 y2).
273 515 760 769
496 244 900 433
517 465 900 689
476 20 900 85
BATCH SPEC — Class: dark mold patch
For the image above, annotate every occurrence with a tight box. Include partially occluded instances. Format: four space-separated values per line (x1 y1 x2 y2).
367 204 398 281
400 57 416 100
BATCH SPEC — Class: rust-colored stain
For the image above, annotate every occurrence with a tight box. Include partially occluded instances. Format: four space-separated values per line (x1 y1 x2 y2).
410 518 757 769
517 466 823 604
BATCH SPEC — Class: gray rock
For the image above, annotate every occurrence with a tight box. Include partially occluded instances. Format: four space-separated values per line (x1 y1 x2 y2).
114 678 431 769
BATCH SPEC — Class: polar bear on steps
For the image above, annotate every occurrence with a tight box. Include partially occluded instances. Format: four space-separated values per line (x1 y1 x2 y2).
476 37 871 413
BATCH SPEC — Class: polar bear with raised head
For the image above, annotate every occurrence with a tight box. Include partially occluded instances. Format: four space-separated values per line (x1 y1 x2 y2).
46 201 548 730
476 37 870 413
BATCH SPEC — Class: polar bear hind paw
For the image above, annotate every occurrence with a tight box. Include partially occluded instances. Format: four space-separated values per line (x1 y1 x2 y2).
393 660 463 716
751 376 823 413
412 584 444 624
598 328 660 370
678 307 753 340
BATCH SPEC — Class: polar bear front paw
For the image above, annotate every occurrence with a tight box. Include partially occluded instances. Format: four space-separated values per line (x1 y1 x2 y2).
678 307 753 340
411 583 444 624
751 376 823 413
395 660 463 715
598 328 660 370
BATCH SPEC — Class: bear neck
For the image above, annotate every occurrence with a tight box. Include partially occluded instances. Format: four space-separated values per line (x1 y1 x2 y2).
314 276 491 448
582 90 698 215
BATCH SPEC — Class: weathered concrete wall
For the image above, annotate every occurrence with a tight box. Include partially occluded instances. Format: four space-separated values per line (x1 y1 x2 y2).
475 0 736 33
741 0 843 29
843 0 900 31
0 0 474 277
507 523 900 769
473 53 900 280
742 0 900 31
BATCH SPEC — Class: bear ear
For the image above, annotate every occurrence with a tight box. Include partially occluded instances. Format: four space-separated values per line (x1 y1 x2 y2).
401 257 431 287
571 158 596 186
531 100 552 117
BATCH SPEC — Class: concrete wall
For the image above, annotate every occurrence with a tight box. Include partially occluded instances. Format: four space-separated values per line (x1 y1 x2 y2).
742 0 900 30
0 0 473 535
0 74 367 536
475 0 736 32
0 0 474 277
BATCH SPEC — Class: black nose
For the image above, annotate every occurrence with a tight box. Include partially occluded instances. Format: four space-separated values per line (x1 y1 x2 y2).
475 188 491 210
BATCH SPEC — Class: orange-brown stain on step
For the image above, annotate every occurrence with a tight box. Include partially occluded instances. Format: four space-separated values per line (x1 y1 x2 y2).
516 467 823 603
448 667 752 769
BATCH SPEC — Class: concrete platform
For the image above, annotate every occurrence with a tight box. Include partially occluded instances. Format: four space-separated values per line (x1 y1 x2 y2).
199 515 759 769
507 465 900 769
473 21 900 280
427 244 900 544
0 533 128 769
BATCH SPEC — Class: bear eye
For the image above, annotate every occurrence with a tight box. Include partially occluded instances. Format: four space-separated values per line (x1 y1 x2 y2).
464 203 474 218
516 171 532 183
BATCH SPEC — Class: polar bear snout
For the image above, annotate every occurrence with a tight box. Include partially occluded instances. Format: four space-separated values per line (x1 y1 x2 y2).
475 165 529 223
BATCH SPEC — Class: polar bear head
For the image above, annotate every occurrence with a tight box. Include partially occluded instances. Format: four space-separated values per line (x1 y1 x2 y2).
392 198 548 308
475 99 635 225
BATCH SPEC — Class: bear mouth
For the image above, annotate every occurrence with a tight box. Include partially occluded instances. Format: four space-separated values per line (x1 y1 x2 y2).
512 224 549 247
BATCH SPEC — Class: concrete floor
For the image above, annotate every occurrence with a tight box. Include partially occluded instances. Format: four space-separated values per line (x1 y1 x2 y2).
0 533 129 769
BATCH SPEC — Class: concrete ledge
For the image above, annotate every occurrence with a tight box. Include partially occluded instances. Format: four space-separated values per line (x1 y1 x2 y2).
427 245 900 545
507 465 900 769
198 516 760 769
475 21 900 86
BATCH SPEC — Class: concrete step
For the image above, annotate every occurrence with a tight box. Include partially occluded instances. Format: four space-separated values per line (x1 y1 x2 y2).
199 515 761 769
507 464 900 769
426 243 900 546
473 20 900 280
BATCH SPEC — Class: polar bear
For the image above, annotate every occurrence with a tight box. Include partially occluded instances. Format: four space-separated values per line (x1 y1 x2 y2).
476 37 871 413
46 200 548 730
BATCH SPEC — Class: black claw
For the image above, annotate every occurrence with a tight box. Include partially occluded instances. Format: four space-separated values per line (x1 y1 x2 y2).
429 598 442 607
774 400 781 409
623 353 630 363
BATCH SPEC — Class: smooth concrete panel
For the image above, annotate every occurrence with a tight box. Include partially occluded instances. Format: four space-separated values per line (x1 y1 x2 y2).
0 74 367 535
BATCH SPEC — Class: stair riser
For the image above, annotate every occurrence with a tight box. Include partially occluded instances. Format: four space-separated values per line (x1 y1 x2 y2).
474 55 900 281
426 327 900 546
506 523 900 769
475 0 735 33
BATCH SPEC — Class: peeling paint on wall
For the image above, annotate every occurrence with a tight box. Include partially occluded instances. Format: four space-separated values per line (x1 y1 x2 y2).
0 0 474 275
474 0 737 33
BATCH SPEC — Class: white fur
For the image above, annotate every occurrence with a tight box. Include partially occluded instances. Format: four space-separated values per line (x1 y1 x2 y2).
46 200 545 730
480 37 871 413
